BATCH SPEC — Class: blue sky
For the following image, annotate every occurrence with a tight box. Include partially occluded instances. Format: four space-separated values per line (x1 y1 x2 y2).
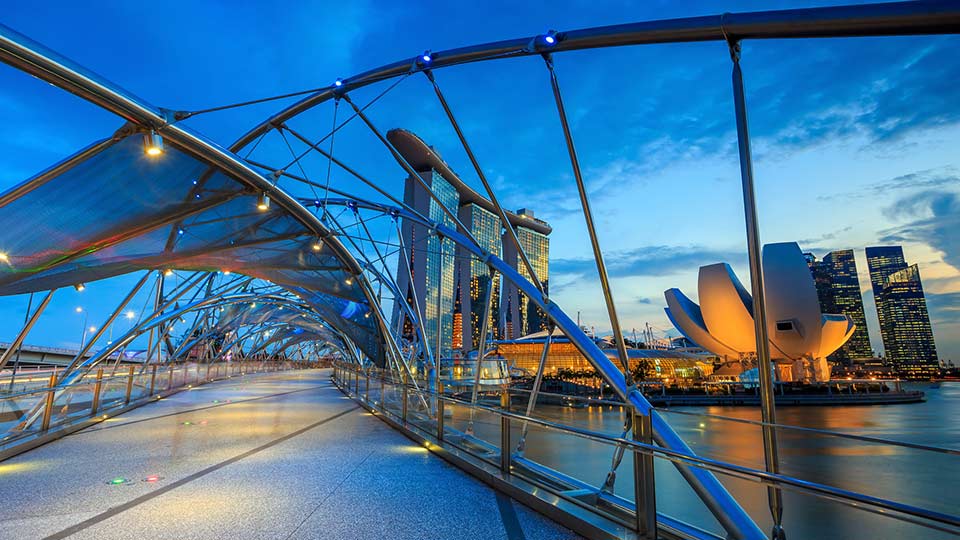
0 1 958 362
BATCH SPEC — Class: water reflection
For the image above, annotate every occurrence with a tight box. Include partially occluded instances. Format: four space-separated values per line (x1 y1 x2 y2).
458 382 959 539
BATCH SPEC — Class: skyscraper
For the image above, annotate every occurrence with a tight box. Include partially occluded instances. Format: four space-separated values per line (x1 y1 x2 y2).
458 202 502 349
394 168 459 359
820 250 873 362
866 246 939 377
503 209 550 338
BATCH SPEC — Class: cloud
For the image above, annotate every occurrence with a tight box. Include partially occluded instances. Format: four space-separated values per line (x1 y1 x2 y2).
819 167 960 202
552 245 744 280
880 189 960 270
926 290 960 326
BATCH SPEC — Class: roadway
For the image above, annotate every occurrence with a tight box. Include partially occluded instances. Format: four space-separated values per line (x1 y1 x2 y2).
0 369 580 540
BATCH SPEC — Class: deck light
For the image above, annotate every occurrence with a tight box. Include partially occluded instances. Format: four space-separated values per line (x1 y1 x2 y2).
143 131 164 156
256 192 270 211
144 474 161 483
74 283 85 292
108 477 128 485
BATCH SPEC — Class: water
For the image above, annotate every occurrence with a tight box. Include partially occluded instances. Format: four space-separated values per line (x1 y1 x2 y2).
463 382 959 539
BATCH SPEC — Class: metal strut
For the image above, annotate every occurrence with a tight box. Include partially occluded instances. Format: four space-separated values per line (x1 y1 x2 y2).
728 37 785 540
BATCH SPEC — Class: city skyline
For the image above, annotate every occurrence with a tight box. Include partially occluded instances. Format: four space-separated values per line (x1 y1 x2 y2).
0 1 956 363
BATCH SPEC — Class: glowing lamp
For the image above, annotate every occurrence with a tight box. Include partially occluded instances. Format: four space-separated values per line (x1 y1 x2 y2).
334 78 343 87
74 283 86 292
541 30 558 46
125 311 135 319
143 131 164 156
163 269 174 277
311 239 323 252
0 252 8 263
256 192 270 211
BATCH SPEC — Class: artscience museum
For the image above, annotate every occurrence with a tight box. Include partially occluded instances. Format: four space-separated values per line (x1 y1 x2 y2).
664 242 856 383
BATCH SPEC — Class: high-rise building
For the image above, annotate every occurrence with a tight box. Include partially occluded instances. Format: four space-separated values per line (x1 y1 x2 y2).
389 129 551 356
503 210 550 338
805 250 873 364
458 203 502 349
393 168 458 358
866 246 939 376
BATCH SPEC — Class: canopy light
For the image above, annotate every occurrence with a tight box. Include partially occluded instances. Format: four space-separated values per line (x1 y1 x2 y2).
177 228 184 235
88 326 97 333
421 50 433 63
143 131 164 156
256 192 270 211
344 277 353 286
163 269 174 277
311 239 323 252
542 30 558 45
223 270 231 275
125 311 135 320
75 306 83 313
74 283 85 292
0 252 9 263
334 78 343 87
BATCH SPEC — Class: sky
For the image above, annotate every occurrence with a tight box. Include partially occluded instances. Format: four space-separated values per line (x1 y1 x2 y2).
0 0 957 362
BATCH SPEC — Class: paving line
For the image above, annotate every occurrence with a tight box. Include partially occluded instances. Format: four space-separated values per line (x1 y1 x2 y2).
43 405 359 540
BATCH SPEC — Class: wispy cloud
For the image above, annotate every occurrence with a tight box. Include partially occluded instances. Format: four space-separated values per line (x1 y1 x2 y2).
879 189 960 271
553 245 744 280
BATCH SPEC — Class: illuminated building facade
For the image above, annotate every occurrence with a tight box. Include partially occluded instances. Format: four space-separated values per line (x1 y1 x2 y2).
805 250 873 364
458 203 502 349
394 169 458 358
503 209 550 338
867 246 939 377
389 128 551 354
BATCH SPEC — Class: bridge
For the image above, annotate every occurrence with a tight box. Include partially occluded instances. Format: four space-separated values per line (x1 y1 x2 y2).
0 3 959 540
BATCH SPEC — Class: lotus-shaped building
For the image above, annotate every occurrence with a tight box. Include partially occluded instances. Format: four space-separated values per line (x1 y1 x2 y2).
664 242 855 382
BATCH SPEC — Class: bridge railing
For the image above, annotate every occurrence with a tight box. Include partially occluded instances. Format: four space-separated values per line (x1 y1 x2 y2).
0 359 307 459
331 362 960 540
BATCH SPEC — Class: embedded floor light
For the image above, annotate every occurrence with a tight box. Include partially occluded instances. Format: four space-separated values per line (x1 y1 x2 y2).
256 192 270 211
74 283 85 292
143 131 164 156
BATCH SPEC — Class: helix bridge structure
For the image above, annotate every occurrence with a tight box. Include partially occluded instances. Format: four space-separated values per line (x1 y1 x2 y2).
0 3 958 539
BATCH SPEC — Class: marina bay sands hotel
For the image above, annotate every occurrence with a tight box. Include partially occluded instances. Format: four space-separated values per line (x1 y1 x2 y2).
389 129 551 358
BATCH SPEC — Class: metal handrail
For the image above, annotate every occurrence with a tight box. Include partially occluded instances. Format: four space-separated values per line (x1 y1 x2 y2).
334 366 960 536
507 385 960 456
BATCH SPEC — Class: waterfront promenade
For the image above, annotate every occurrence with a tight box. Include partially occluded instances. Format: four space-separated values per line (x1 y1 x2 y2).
0 369 578 540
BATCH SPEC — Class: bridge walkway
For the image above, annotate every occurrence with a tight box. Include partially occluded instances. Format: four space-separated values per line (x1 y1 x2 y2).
0 369 579 540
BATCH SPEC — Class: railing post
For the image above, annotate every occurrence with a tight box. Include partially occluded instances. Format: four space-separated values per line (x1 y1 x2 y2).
437 380 445 441
167 364 173 390
40 371 56 431
500 390 511 475
380 369 385 407
633 412 657 540
402 369 409 425
355 367 360 395
148 364 157 396
124 364 135 404
365 370 370 402
91 367 104 416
